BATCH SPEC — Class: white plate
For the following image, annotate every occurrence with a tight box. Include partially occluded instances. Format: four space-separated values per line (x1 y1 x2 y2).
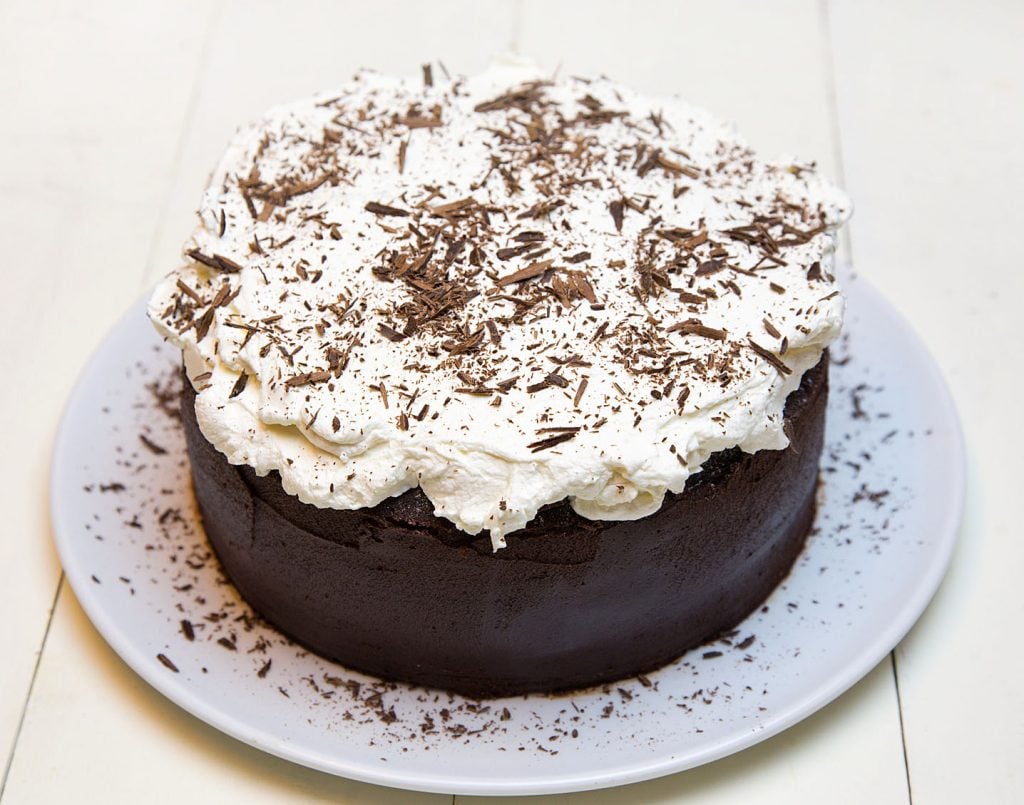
51 276 964 796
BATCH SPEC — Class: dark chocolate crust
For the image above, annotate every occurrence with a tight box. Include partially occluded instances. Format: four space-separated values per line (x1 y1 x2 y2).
182 357 828 698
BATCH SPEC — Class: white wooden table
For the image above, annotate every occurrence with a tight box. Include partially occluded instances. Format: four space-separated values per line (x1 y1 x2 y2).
1 1 1021 802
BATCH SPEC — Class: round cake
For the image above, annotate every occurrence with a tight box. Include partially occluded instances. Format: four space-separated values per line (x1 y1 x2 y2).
149 59 850 697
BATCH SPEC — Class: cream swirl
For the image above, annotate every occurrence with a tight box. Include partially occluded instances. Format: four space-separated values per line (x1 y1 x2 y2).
149 59 850 550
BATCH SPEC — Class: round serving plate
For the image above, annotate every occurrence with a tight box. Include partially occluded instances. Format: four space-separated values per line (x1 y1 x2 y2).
51 275 963 796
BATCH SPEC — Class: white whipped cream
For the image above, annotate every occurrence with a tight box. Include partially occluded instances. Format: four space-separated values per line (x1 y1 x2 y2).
149 60 851 550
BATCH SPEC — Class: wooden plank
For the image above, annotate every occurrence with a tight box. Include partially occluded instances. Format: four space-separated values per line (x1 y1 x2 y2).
4 0 507 801
515 0 852 269
517 0 844 183
0 0 216 784
3 583 447 804
143 0 521 287
474 2 907 801
829 2 1024 803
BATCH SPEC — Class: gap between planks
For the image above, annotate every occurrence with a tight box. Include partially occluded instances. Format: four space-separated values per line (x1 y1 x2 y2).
0 576 64 802
821 0 911 801
1 2 223 800
139 0 225 295
890 651 915 805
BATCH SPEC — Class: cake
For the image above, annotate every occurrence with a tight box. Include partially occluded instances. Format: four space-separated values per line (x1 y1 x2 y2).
149 58 850 698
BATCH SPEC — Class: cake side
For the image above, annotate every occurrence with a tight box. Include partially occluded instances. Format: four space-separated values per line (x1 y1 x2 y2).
183 354 828 698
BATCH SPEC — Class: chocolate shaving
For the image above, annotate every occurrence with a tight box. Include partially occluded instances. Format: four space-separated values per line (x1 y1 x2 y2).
695 259 724 277
156 654 179 673
609 199 624 232
473 81 549 113
666 322 727 340
193 309 214 342
365 201 410 217
485 319 501 345
139 434 167 455
398 115 443 129
573 377 588 407
210 282 231 308
243 193 258 219
378 324 407 342
672 289 706 305
442 328 485 354
496 244 529 260
495 259 554 287
228 372 248 398
175 279 202 303
397 137 409 174
284 369 333 387
431 197 476 216
187 248 242 273
747 339 792 375
526 432 577 452
655 153 700 179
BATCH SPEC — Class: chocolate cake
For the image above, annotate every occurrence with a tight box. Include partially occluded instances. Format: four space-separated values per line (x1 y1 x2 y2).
183 356 827 697
149 59 851 697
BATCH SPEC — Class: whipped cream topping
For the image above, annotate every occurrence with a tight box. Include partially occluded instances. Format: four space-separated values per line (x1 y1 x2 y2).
149 59 851 550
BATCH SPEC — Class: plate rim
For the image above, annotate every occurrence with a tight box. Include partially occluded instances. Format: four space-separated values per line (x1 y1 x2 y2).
50 276 965 796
